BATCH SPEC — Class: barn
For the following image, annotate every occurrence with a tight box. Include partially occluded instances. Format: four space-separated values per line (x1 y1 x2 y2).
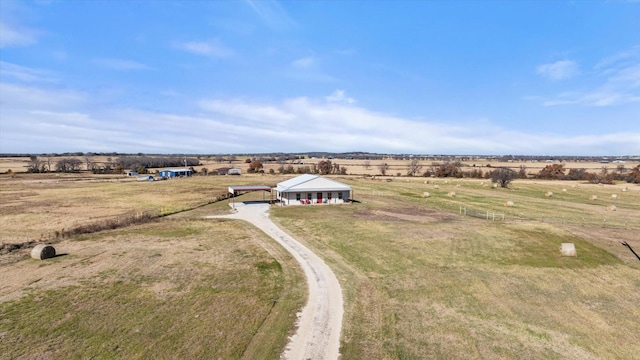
158 168 193 178
275 174 352 205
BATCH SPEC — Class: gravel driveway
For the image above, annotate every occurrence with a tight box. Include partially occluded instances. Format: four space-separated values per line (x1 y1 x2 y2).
207 202 343 360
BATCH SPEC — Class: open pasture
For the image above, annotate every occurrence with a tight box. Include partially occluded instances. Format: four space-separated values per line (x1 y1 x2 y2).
271 176 640 359
2 155 637 179
1 173 639 359
0 173 290 244
0 173 305 358
0 210 304 359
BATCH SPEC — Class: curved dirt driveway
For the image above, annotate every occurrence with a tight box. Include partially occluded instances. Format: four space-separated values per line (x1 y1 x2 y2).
207 203 343 360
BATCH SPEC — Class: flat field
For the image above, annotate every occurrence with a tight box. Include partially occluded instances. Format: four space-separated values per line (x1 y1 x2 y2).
271 176 640 359
1 173 639 359
0 174 303 359
2 155 637 178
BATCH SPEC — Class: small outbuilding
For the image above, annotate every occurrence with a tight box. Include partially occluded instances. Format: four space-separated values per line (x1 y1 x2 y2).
159 168 193 178
275 174 352 205
216 167 242 175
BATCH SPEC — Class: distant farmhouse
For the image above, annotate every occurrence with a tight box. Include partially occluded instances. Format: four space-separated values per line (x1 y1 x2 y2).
158 168 193 178
275 174 352 205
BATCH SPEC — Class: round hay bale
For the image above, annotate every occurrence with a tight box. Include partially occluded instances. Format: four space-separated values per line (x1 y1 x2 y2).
622 188 627 192
562 188 567 192
504 200 514 207
589 195 598 201
611 194 618 199
493 183 498 188
31 244 56 260
422 191 430 198
433 185 440 189
447 191 456 197
455 184 461 188
606 205 617 211
560 243 577 257
545 191 553 197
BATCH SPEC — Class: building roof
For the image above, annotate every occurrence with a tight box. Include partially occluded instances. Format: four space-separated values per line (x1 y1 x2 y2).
160 168 192 172
228 185 272 194
276 174 351 193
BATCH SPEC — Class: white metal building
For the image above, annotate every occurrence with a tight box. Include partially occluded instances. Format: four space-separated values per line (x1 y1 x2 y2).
275 174 352 205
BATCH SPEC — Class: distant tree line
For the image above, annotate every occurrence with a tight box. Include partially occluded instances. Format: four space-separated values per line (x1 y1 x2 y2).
24 155 200 174
534 163 637 184
275 160 347 175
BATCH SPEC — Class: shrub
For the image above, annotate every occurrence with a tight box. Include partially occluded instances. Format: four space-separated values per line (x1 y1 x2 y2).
537 164 565 179
490 167 517 188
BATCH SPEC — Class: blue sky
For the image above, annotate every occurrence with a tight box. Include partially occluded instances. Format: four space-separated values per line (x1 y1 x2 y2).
1 0 639 155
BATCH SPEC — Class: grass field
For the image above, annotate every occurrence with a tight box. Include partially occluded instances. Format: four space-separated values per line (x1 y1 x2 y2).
270 177 640 359
1 172 639 359
0 174 304 359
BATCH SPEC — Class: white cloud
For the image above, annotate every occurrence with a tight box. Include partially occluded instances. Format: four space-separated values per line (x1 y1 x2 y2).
0 61 55 82
92 58 154 71
0 82 85 109
1 82 638 155
287 56 339 83
0 21 41 48
325 90 355 104
245 0 296 31
536 60 580 80
539 48 640 107
193 95 639 155
176 39 234 58
291 56 315 69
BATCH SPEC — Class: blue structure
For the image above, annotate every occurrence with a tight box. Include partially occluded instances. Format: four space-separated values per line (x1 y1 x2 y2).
158 168 193 178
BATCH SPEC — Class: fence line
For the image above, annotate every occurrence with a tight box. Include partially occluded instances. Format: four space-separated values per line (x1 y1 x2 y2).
457 204 633 229
459 206 504 221
0 191 233 252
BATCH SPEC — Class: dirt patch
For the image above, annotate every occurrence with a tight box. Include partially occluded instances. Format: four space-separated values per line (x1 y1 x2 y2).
356 208 455 223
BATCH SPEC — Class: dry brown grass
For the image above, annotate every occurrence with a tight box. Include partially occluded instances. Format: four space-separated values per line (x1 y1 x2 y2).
0 173 289 243
271 177 640 359
0 213 305 359
2 171 640 359
2 155 636 178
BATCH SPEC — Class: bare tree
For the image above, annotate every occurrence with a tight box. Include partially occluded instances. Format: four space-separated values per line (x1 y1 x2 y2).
55 158 82 173
27 155 43 173
317 160 333 175
490 167 516 188
518 165 527 179
44 157 52 172
363 160 371 170
407 159 422 176
378 163 389 176
84 154 96 172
